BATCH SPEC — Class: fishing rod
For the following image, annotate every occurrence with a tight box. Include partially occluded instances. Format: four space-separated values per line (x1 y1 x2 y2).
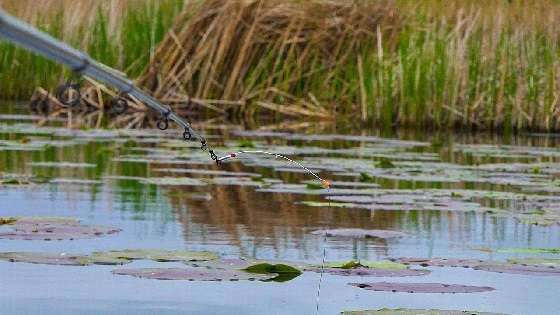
0 8 330 188
0 7 219 162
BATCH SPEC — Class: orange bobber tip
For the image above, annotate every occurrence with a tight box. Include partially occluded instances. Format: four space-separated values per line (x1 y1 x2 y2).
321 179 330 188
230 153 237 158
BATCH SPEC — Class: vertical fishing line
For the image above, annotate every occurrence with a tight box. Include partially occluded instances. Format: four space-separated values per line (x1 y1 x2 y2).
315 226 327 315
218 149 331 314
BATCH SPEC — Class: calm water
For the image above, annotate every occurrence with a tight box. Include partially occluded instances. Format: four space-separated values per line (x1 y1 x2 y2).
0 103 559 314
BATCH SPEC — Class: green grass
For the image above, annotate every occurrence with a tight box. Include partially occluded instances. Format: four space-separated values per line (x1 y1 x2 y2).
0 0 183 99
3 0 560 132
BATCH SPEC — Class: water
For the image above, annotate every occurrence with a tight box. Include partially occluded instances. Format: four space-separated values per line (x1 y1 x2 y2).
0 103 559 314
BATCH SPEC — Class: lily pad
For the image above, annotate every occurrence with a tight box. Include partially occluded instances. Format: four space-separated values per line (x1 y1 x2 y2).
139 177 207 186
342 308 507 314
112 268 276 281
244 263 302 282
0 217 17 225
0 252 129 266
28 162 96 168
474 264 560 276
311 229 412 239
91 249 218 262
322 261 408 270
389 258 486 268
497 248 559 254
0 217 120 241
153 168 258 177
349 282 494 293
308 266 429 277
507 258 560 268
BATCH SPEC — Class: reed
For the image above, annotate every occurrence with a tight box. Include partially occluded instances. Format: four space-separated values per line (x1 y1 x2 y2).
136 0 560 131
0 0 183 99
3 0 560 131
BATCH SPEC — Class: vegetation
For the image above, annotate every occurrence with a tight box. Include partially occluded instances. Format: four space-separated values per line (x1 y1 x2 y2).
0 0 183 99
2 0 560 131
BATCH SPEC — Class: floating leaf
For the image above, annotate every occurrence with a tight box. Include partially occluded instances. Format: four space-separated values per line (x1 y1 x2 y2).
349 282 494 293
377 158 395 168
308 266 429 277
497 248 559 254
322 261 408 270
306 183 325 190
474 264 560 276
311 229 412 239
0 252 129 266
244 263 302 282
28 162 96 168
507 258 560 269
0 217 17 225
112 268 275 281
0 217 120 241
390 257 486 268
139 177 207 186
342 308 507 314
92 249 218 262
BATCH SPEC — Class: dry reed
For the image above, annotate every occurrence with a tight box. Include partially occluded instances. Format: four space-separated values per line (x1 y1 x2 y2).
135 0 560 131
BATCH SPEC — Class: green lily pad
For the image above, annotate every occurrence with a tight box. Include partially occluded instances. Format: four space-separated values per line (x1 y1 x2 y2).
244 263 302 282
28 162 96 168
0 217 17 225
377 158 395 168
92 249 218 262
306 182 325 190
0 252 129 266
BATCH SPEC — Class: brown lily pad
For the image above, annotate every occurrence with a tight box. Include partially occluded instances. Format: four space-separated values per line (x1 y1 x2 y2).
311 229 412 239
349 282 494 293
0 217 121 241
112 268 276 281
474 264 560 276
390 257 485 268
307 266 429 277
507 257 560 268
342 308 507 314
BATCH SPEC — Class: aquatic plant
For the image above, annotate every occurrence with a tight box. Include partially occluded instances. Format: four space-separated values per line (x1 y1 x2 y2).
134 0 560 131
0 0 183 99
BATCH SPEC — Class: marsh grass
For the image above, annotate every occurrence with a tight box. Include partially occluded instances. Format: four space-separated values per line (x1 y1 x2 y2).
3 0 560 131
137 0 560 131
0 0 183 99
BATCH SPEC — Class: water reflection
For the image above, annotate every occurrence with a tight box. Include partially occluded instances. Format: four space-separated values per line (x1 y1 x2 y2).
1 110 559 264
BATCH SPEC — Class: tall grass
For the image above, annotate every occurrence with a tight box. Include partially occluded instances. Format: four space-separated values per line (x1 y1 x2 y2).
136 0 560 131
0 0 183 99
2 0 560 131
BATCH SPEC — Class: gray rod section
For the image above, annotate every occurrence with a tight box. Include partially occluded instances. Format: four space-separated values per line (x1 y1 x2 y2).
0 8 213 153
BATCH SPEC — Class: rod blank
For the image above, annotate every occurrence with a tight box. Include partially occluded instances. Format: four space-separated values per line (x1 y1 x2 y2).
0 8 207 145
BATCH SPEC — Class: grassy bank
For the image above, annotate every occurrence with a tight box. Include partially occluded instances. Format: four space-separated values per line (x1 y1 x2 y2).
0 0 183 99
2 0 560 131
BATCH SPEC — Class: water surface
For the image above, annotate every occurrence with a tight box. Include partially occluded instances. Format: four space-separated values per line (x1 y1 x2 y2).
1 103 559 314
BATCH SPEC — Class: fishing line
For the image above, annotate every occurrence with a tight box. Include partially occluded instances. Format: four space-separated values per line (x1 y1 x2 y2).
218 149 330 313
315 214 328 315
217 150 330 188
